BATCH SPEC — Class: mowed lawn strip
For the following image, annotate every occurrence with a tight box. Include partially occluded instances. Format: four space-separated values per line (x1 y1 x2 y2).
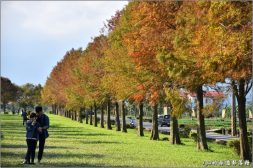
1 114 239 167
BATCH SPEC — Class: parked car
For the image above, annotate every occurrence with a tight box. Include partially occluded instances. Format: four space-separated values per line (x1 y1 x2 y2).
158 115 170 127
126 116 136 128
86 111 94 115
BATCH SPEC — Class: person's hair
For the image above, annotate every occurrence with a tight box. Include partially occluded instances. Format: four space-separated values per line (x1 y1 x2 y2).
30 112 37 118
35 106 43 113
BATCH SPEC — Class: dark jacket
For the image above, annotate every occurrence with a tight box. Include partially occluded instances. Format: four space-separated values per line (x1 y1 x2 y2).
21 111 28 120
36 114 49 138
26 120 40 140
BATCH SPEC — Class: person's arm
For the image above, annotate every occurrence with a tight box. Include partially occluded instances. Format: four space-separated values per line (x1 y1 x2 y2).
42 116 49 130
41 126 48 130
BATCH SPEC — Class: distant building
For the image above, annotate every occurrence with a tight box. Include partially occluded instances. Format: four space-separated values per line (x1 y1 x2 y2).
163 90 225 116
180 90 225 117
186 91 225 108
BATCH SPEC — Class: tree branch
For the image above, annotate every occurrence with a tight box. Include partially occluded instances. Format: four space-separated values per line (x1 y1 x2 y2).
245 80 253 96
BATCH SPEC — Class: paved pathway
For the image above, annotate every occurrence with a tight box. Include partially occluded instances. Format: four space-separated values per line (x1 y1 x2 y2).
145 126 239 141
105 116 239 141
206 132 239 141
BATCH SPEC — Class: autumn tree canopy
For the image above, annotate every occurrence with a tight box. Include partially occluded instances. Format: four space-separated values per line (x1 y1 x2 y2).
41 1 252 160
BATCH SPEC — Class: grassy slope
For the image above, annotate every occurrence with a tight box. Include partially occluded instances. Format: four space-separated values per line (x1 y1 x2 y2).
1 114 240 167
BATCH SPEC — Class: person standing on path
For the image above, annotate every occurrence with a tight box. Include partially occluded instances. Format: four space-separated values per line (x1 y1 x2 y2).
21 109 28 126
35 106 50 164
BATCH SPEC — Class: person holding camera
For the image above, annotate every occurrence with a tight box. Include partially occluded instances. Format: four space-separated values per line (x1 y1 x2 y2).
35 106 50 164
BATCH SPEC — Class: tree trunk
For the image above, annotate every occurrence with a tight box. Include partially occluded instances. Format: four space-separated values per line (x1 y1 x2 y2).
135 105 138 118
55 105 59 115
170 116 181 144
138 102 144 136
107 100 112 130
71 111 74 120
54 105 57 115
56 106 59 115
78 109 82 123
62 107 64 116
90 106 93 125
234 79 251 161
121 100 127 133
55 106 57 115
196 85 208 150
231 89 237 136
115 102 121 131
55 105 58 115
52 105 55 114
94 103 98 127
150 104 159 140
58 106 60 115
68 111 71 118
75 111 77 121
101 105 105 128
3 103 7 114
85 108 89 124
58 107 61 115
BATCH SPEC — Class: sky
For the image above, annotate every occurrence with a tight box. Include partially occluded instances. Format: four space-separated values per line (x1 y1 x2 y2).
1 1 128 86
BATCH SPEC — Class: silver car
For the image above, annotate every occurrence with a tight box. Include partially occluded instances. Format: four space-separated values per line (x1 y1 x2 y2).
126 116 136 128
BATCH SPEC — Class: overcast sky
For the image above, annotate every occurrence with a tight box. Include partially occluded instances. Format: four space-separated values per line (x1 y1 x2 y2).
1 1 128 86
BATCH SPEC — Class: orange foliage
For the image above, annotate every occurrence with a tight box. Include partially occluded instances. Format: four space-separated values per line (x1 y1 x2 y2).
129 93 144 102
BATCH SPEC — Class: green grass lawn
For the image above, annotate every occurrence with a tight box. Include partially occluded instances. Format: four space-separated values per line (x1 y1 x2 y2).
178 118 233 129
0 114 243 167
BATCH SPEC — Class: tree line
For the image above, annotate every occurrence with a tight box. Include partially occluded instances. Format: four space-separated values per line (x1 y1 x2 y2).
41 1 252 161
1 77 42 113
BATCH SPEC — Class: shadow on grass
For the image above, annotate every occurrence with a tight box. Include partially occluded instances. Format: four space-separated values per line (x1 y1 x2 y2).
41 162 105 167
52 133 111 138
1 131 25 136
45 162 135 167
1 144 71 149
46 153 104 158
80 140 121 144
1 150 105 159
1 125 25 129
50 126 86 129
49 130 85 133
1 161 136 167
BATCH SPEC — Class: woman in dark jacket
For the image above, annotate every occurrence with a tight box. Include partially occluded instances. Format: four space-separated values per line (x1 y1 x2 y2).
22 112 40 164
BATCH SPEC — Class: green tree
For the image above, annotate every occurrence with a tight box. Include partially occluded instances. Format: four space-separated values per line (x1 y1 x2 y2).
165 88 190 144
1 77 19 113
17 83 42 111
